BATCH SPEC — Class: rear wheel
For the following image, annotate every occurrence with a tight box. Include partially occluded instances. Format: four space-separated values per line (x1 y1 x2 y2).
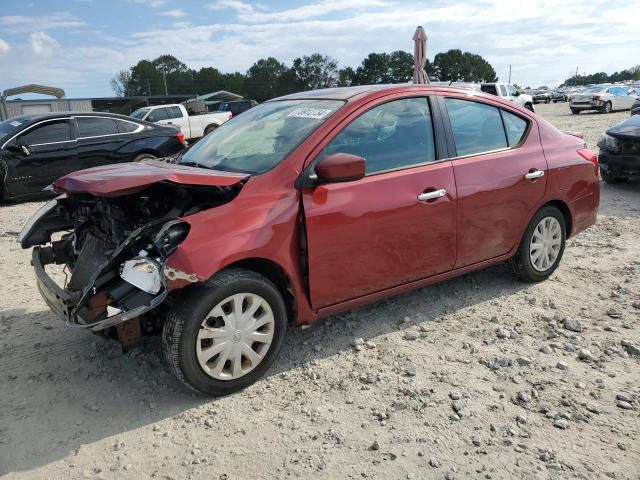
525 103 534 112
545 97 551 104
600 167 629 184
512 206 566 283
203 125 218 136
132 153 157 162
571 108 580 114
162 268 287 396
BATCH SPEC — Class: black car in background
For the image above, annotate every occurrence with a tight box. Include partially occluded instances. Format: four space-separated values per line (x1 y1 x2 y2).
597 114 640 183
0 112 186 201
631 97 640 116
551 91 568 102
217 99 257 116
532 90 552 104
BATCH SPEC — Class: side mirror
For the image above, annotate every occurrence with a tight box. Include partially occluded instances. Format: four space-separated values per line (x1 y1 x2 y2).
4 143 30 156
314 152 365 184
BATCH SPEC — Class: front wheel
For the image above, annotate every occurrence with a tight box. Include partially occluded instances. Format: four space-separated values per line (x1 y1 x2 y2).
545 97 551 104
132 153 157 162
571 108 580 114
524 103 534 112
600 101 612 114
162 268 287 396
511 206 566 283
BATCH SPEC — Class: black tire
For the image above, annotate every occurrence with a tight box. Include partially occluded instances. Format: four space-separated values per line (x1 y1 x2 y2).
511 206 566 283
132 153 157 162
162 267 287 396
600 167 629 184
545 97 551 104
600 101 612 114
525 103 534 112
571 108 580 115
203 125 218 136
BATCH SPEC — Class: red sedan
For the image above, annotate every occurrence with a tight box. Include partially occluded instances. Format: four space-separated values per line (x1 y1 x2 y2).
19 85 599 395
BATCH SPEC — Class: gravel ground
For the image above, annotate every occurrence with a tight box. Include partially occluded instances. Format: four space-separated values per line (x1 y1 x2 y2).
1 102 639 480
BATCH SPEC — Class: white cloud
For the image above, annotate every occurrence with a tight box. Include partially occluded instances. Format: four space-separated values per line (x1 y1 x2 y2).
0 38 10 55
129 0 167 7
240 0 391 22
0 13 85 33
30 31 60 56
161 8 186 18
0 0 638 96
206 0 254 14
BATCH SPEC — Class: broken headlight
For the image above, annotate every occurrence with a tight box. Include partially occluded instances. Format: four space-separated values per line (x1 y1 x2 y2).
120 255 162 294
153 220 190 256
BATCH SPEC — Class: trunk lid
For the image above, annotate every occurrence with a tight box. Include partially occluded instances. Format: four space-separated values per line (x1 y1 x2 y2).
53 159 248 197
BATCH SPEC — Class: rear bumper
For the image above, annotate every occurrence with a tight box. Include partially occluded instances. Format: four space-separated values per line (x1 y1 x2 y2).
32 247 168 331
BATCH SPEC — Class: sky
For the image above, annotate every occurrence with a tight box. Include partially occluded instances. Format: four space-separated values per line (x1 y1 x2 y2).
0 0 638 98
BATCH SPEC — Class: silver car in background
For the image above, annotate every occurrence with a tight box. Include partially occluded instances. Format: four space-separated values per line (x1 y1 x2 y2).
570 85 637 114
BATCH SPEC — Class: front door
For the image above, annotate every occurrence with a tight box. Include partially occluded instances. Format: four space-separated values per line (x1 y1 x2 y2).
2 118 77 197
302 97 457 308
442 97 547 267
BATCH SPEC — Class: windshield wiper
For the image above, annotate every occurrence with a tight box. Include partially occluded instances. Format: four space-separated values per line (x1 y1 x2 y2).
179 161 213 170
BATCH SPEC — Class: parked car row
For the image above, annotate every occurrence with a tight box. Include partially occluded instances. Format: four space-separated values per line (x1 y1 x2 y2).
569 85 638 114
0 112 186 201
18 84 600 395
598 114 640 183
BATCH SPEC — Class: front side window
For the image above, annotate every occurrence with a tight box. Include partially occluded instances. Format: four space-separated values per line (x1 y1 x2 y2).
180 99 343 174
17 120 71 146
506 85 518 96
147 108 169 122
77 117 118 138
445 98 507 156
321 97 436 174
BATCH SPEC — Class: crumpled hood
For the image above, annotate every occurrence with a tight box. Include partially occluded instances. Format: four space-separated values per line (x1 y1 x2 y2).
53 159 248 197
607 114 640 140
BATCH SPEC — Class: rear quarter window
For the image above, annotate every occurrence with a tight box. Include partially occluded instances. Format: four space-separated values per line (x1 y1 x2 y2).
500 110 528 146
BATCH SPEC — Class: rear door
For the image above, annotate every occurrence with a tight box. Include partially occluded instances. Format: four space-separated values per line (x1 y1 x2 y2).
302 96 457 308
441 97 546 268
2 118 77 196
75 116 123 170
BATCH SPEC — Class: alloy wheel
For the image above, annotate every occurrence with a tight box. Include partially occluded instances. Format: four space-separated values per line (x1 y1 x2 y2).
529 217 562 272
196 293 275 380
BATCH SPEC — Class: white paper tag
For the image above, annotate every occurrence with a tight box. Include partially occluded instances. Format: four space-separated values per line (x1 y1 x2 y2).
287 108 332 119
10 121 21 127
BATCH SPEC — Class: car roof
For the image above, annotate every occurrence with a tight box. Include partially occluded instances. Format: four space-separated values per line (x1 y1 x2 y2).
273 84 498 102
8 111 143 123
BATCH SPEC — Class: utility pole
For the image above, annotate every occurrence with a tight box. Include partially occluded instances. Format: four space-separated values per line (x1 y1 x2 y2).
575 66 579 86
146 78 151 96
508 64 512 84
161 58 168 96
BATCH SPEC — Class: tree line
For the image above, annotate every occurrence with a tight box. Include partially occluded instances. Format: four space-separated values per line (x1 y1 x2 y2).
111 49 498 103
561 65 640 87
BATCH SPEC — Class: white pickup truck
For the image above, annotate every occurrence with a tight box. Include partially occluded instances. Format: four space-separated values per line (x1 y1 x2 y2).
480 83 535 112
130 104 231 141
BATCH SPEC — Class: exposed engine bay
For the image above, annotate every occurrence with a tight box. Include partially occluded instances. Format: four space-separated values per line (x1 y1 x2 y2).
20 181 241 331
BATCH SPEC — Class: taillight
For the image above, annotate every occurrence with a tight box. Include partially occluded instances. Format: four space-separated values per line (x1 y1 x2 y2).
577 148 599 176
177 131 185 144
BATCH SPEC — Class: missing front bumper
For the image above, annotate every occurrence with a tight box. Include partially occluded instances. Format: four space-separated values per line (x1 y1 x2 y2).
32 247 168 331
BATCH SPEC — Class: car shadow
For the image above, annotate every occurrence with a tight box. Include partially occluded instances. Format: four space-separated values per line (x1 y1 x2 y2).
0 263 529 474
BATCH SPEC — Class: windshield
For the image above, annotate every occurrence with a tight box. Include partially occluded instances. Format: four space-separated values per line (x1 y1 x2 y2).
0 118 24 142
130 108 150 119
180 99 344 174
583 87 607 93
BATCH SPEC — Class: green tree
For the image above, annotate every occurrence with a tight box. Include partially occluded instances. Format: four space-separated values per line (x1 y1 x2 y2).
347 51 416 85
291 53 339 90
431 49 497 82
244 57 289 102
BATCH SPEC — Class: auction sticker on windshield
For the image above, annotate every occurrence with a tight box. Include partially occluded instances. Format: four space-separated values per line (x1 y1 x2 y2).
287 108 333 119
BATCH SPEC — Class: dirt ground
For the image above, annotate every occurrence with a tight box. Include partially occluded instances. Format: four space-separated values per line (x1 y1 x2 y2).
1 102 639 480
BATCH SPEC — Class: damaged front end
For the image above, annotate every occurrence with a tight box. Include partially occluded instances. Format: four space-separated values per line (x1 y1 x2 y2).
19 181 240 331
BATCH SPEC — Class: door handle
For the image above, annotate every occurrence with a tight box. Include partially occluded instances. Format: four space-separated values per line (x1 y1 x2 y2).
524 170 545 180
166 122 173 125
417 189 446 202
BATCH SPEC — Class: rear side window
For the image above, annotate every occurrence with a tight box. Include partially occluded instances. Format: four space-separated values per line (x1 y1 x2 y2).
167 106 183 119
147 108 169 122
116 120 141 133
499 85 507 96
445 98 507 156
322 97 436 174
18 120 71 145
500 110 528 146
480 85 497 96
77 117 118 137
